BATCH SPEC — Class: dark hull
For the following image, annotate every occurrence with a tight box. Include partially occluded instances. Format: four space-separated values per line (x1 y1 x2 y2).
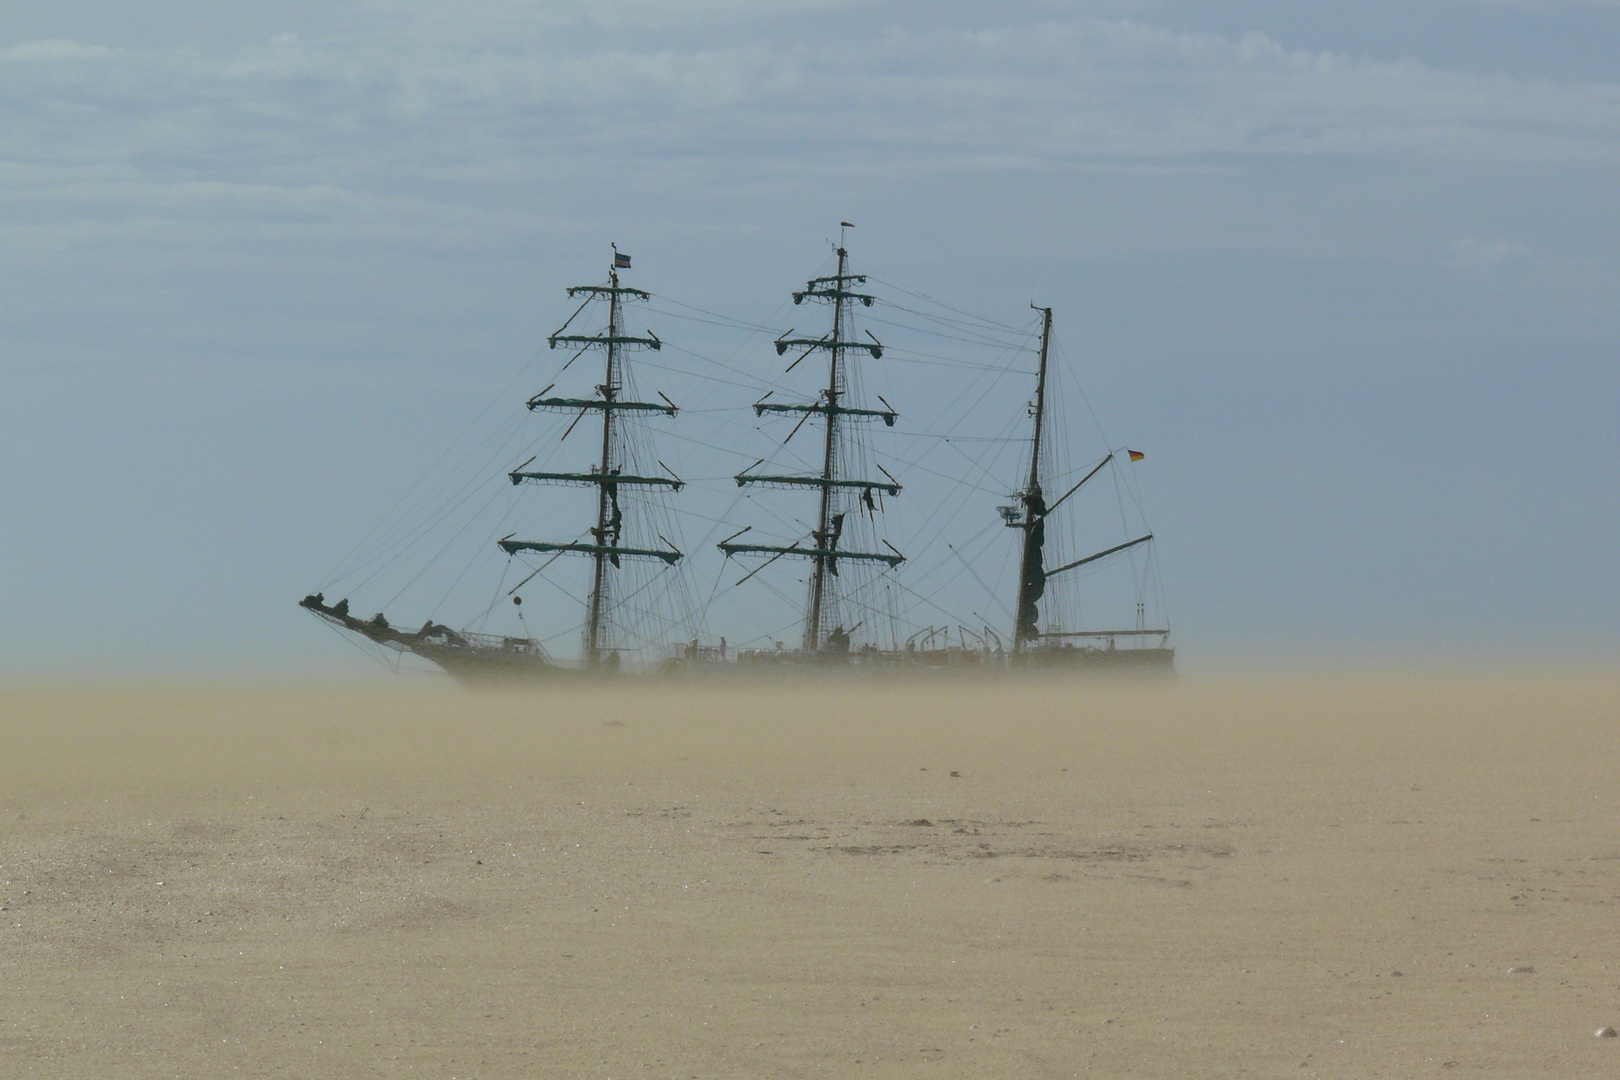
1022 646 1175 671
301 595 562 686
409 642 567 684
301 596 1173 685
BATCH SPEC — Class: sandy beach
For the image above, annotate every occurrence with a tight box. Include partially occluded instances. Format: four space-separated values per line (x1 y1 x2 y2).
4 674 1619 1077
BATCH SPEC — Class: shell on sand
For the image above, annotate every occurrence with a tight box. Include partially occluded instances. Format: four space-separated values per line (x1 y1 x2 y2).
1597 1026 1618 1039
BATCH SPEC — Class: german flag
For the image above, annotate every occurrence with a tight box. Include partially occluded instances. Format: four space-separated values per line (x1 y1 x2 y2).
1127 449 1145 462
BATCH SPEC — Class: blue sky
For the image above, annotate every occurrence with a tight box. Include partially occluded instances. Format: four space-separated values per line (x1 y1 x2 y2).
3 1 1617 675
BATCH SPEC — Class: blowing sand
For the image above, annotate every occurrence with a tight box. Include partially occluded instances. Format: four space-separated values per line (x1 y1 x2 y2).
3 674 1620 1078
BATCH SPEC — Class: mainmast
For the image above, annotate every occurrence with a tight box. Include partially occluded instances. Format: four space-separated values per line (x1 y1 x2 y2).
585 275 624 663
719 228 904 652
499 250 682 669
805 242 851 650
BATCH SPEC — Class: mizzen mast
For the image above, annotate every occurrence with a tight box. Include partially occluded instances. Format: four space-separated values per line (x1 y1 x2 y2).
1006 306 1157 655
1012 305 1053 654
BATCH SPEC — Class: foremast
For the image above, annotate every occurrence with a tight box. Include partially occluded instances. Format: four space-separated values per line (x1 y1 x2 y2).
720 230 905 652
500 253 682 668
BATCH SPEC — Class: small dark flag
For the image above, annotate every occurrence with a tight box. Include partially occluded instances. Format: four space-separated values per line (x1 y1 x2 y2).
1128 449 1146 462
614 251 632 269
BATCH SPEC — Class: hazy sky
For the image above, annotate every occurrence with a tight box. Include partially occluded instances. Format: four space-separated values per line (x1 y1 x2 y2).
4 0 1617 676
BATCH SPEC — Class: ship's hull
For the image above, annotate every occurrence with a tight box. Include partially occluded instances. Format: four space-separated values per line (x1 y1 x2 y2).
301 595 563 686
408 642 566 684
301 596 1173 686
1019 646 1175 671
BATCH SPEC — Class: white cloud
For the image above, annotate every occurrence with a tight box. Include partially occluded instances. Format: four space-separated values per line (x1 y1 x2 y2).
358 0 868 32
2 39 113 61
1452 235 1531 268
1446 0 1620 7
3 8 1619 255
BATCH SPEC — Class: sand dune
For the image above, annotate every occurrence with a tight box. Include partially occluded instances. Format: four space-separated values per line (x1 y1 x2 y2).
4 674 1619 1077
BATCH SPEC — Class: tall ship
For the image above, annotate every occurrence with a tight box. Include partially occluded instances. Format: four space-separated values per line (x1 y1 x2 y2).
301 232 1172 680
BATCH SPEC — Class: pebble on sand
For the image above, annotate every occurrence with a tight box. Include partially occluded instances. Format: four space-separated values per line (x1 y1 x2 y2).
1507 965 1535 974
1596 1026 1617 1039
